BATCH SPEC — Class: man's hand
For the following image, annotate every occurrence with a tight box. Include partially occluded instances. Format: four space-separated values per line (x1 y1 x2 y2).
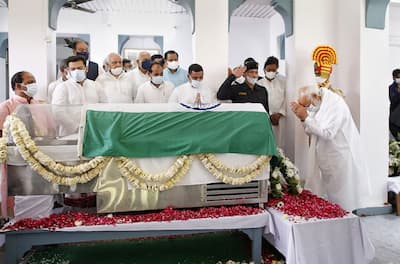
270 113 282 126
194 92 201 105
232 66 246 78
290 101 308 121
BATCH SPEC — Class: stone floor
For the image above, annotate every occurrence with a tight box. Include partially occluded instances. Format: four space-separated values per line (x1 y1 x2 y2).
0 213 399 264
361 213 400 264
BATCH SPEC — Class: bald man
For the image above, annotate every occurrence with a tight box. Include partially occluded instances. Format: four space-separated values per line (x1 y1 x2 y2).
96 53 136 103
127 51 151 97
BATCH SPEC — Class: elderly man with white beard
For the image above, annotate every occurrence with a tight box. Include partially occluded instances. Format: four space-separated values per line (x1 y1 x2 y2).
290 85 370 211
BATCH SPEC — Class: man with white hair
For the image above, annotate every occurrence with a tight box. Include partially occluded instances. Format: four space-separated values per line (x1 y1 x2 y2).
127 51 151 97
290 85 370 211
96 53 136 103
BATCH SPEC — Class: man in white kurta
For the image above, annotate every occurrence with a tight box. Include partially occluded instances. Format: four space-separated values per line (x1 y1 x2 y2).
168 63 215 105
290 86 370 211
96 53 135 103
134 62 174 103
35 60 69 103
127 51 151 98
258 56 286 148
52 56 99 136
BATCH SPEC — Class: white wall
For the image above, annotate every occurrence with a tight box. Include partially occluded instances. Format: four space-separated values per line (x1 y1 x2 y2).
193 0 229 92
389 3 400 72
56 9 193 70
8 0 56 96
229 16 270 76
0 7 7 32
269 14 285 59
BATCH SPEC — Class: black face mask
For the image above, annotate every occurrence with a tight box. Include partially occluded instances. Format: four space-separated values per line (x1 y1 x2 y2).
76 51 89 61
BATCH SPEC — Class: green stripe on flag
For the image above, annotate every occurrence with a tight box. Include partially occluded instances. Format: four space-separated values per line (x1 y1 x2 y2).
82 110 277 157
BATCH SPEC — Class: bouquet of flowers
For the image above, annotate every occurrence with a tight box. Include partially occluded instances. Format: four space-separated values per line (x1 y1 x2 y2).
269 148 302 198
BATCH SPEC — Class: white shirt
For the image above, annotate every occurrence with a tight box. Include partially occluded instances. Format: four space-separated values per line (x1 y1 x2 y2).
47 78 64 103
52 79 99 105
96 72 135 103
34 78 64 103
257 75 286 115
127 68 150 97
168 82 216 105
134 80 175 103
51 79 100 136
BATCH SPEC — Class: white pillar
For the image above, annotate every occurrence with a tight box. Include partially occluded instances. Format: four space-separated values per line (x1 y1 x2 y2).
193 0 229 92
284 0 337 176
358 9 390 207
8 0 56 94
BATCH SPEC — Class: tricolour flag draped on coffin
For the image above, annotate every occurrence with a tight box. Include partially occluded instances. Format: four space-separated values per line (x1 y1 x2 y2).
80 103 278 158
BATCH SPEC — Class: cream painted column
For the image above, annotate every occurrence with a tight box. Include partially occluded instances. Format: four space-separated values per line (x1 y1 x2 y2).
283 0 337 179
193 0 229 92
8 0 56 94
359 3 390 207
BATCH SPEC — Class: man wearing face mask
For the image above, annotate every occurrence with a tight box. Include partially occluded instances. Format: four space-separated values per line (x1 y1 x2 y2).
96 53 136 103
217 60 269 113
163 50 188 87
0 71 55 220
135 62 174 103
389 69 400 140
52 56 100 136
258 56 286 148
168 63 214 105
71 40 103 81
127 52 151 96
0 71 39 135
290 84 370 211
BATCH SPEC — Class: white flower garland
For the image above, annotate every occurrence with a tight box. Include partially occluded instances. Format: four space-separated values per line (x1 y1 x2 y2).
201 154 270 174
116 155 193 191
0 117 10 163
6 115 110 185
2 115 274 191
199 154 270 185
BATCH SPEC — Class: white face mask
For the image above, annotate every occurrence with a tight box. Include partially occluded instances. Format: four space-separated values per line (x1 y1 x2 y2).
151 75 164 85
235 76 245 84
315 76 327 85
246 76 258 85
167 61 179 70
69 69 86 82
307 99 321 112
22 83 39 97
191 80 202 89
265 71 277 80
110 67 123 76
396 78 400 84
